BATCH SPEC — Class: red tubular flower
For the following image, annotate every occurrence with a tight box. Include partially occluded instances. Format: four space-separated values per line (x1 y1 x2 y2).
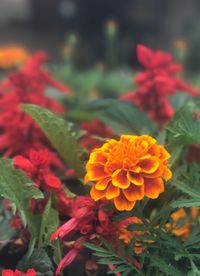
51 196 119 274
2 268 36 276
55 249 79 276
121 44 199 126
14 149 61 190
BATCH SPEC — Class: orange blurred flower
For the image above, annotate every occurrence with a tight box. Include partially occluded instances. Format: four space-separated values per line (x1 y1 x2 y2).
118 216 147 254
0 45 29 69
85 134 172 211
166 207 200 240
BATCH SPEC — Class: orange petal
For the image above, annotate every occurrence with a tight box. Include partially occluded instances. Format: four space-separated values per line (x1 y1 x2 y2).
114 192 136 211
163 167 172 181
86 163 109 180
144 178 164 199
138 157 159 174
89 150 107 164
112 169 130 189
159 146 171 160
105 184 120 199
127 171 144 186
90 185 106 200
123 184 144 201
142 165 164 178
95 177 111 190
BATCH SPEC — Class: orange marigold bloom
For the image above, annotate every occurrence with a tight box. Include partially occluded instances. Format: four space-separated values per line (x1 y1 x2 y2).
0 45 29 69
166 207 200 240
118 216 147 254
85 134 172 211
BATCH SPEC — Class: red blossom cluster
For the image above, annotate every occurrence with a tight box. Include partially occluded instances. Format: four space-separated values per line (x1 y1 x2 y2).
121 44 199 125
80 119 114 151
0 51 70 157
1 268 36 276
51 196 118 275
0 52 73 256
13 149 73 215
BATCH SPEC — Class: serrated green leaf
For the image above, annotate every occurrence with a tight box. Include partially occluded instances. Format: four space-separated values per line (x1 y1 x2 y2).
149 255 183 276
174 181 200 199
171 198 200 208
21 104 85 178
107 265 131 273
167 102 200 146
84 242 110 253
17 248 54 276
0 159 43 227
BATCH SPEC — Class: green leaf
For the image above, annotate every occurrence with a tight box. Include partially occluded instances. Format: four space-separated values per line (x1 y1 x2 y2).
149 255 183 276
0 198 16 250
38 196 59 248
17 248 54 276
127 224 148 231
171 198 200 208
112 211 133 222
84 241 143 276
21 104 85 178
169 93 193 111
81 99 157 135
0 159 43 227
167 101 200 146
174 181 200 199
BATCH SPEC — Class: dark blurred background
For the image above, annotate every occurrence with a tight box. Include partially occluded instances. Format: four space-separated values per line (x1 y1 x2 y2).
1 0 200 67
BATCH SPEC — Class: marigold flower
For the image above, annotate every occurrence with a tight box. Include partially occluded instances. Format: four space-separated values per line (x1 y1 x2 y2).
85 134 172 211
118 216 148 254
166 207 200 240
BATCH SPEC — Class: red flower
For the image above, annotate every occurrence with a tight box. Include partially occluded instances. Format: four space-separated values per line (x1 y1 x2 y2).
55 249 79 276
80 119 114 151
121 44 199 126
55 188 73 216
14 149 61 190
51 196 118 274
2 268 36 276
0 51 71 157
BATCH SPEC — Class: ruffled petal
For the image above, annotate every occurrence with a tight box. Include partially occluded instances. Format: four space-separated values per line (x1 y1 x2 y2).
95 177 111 190
123 184 144 201
105 184 120 199
86 163 109 180
112 169 130 189
89 150 107 164
90 185 106 200
43 174 61 189
113 192 136 211
159 146 171 160
142 165 164 178
138 157 159 174
144 178 164 199
163 167 172 181
14 156 34 173
127 171 144 186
